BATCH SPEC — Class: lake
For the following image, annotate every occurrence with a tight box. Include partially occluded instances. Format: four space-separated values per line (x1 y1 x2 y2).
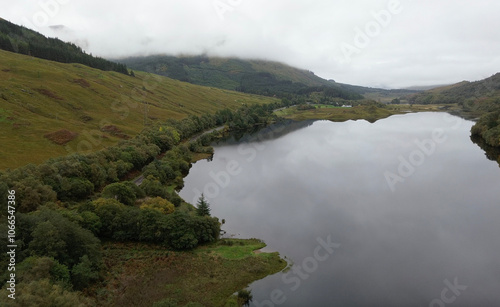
180 112 500 307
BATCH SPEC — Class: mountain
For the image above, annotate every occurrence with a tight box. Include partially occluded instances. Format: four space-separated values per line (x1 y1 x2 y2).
118 55 421 103
119 55 330 88
118 55 367 100
0 49 277 169
0 18 129 75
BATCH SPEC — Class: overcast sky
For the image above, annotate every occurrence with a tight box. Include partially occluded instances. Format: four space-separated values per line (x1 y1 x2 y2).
2 0 500 88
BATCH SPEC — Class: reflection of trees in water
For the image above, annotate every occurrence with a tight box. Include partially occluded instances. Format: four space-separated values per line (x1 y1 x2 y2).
471 135 500 167
217 119 315 145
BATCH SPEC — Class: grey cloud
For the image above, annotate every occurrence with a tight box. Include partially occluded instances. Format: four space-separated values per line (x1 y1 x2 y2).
2 0 499 88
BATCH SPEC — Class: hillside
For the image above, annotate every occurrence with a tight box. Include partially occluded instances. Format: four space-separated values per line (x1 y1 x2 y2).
119 55 330 88
0 50 277 169
406 74 500 107
334 82 418 103
0 18 129 75
404 74 500 147
118 55 364 100
404 84 452 91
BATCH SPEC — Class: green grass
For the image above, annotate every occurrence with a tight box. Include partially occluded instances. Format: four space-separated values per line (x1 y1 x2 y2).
199 238 267 260
0 50 278 169
0 107 12 122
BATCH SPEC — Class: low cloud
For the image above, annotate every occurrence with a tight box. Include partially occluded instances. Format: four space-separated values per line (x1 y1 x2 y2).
1 0 499 88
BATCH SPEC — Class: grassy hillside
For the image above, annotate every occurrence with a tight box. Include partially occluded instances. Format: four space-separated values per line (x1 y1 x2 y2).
406 74 500 107
0 50 277 169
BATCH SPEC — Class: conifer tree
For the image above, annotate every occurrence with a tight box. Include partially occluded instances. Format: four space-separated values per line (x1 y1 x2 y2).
196 194 211 217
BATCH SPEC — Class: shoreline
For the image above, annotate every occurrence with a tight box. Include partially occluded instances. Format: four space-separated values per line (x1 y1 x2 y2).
95 239 287 306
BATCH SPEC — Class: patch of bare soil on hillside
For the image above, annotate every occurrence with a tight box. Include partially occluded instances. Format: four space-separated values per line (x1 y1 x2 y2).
44 129 78 145
101 125 130 139
35 88 64 100
72 78 91 88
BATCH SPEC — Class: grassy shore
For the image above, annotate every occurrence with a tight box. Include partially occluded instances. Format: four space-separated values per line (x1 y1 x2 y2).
276 104 397 122
93 239 287 307
276 103 462 123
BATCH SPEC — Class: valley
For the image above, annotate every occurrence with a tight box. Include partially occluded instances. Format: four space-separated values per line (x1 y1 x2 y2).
0 15 499 307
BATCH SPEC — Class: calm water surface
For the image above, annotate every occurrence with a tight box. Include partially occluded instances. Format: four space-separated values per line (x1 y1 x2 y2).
180 113 500 307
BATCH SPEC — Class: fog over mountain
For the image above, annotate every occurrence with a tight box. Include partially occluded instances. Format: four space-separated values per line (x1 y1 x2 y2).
2 0 500 88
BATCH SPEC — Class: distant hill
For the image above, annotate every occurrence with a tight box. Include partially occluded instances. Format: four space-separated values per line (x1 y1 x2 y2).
119 55 421 103
406 74 500 107
119 55 330 87
332 82 418 103
0 50 277 169
118 55 365 100
0 18 129 75
405 74 500 148
403 84 452 91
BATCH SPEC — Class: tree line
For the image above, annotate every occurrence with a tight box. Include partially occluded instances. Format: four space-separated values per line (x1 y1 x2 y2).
0 100 291 304
0 19 129 75
471 108 500 147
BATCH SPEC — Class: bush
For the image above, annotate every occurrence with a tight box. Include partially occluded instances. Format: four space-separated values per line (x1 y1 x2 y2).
71 255 99 289
471 110 500 147
140 197 175 215
11 176 57 212
137 208 164 243
0 278 90 307
238 289 253 306
93 198 140 240
93 198 126 237
169 192 183 207
28 210 102 269
29 221 67 260
160 212 220 250
193 216 220 244
101 182 137 206
79 211 102 235
14 256 70 288
141 177 169 198
163 213 198 250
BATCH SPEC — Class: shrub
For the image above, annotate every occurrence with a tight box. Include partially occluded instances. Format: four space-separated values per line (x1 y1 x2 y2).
140 197 175 214
101 182 137 206
71 255 99 290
